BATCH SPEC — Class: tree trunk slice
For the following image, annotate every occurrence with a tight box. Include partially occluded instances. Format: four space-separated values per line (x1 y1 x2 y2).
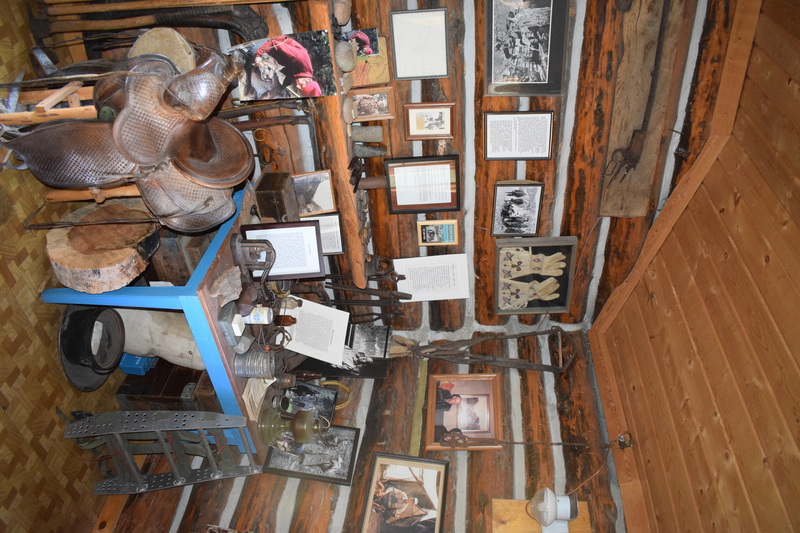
46 199 160 294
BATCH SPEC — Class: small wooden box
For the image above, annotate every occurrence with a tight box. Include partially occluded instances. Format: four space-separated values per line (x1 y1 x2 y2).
254 171 300 222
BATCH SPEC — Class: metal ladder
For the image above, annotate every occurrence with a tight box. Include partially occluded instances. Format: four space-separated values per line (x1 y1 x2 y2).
65 411 261 494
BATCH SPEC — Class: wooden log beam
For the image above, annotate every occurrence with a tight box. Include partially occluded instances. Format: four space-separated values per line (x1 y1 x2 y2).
672 0 736 185
518 336 555 495
473 0 515 327
556 0 626 324
421 0 466 333
518 95 561 327
357 0 423 331
466 335 514 533
554 332 617 532
0 105 96 125
307 0 368 288
44 0 299 17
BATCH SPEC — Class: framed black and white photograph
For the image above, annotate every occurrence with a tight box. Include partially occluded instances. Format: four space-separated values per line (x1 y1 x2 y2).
302 213 343 255
241 221 325 280
417 219 459 246
486 0 568 96
277 381 338 422
403 102 455 140
229 31 336 101
292 170 335 217
350 87 395 122
385 155 460 214
347 322 392 360
264 425 360 485
361 453 448 533
484 111 553 160
491 181 544 237
390 9 449 80
494 236 577 315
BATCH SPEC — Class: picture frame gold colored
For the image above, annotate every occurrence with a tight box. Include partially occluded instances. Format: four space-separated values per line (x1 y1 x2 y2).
350 87 395 122
403 102 455 140
424 373 503 451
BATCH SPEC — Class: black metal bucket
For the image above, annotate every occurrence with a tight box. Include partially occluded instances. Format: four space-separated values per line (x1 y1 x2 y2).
59 306 125 392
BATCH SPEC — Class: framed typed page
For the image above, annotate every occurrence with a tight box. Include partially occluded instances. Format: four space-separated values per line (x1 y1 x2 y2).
390 9 449 79
484 111 553 160
241 221 324 280
384 155 460 214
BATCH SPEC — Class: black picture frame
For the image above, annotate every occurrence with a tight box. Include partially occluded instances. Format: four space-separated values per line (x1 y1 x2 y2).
486 0 568 96
491 181 544 237
384 155 460 214
241 221 325 280
494 236 578 315
263 425 360 485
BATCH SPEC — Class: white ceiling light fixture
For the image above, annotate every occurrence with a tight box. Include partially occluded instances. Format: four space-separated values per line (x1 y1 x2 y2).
528 487 579 527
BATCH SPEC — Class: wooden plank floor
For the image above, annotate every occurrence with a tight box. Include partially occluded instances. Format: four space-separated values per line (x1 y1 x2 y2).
108 332 620 532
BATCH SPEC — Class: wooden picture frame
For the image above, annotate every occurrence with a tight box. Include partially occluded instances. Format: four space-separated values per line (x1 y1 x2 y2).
494 236 578 315
302 213 343 255
403 102 455 140
384 155 460 214
425 373 503 451
417 219 459 246
484 111 554 160
241 221 324 280
390 9 449 80
263 425 360 485
291 169 336 217
486 0 568 96
350 87 395 122
491 181 544 237
361 453 448 533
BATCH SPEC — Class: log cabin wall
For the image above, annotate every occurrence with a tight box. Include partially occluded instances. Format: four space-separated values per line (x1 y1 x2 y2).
0 0 773 530
589 0 800 530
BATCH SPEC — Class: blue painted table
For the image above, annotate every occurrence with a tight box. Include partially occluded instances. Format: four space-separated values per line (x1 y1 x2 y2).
42 187 262 455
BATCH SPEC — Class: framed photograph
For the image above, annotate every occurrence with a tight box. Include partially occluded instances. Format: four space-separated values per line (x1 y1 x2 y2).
425 373 503 451
338 28 380 56
350 87 395 122
491 181 544 236
361 453 448 533
417 219 459 247
495 236 578 315
229 30 336 101
385 155 460 214
292 170 335 217
484 111 554 160
241 221 324 280
264 425 360 485
390 9 449 80
403 102 455 140
277 382 337 422
486 0 568 96
302 213 343 255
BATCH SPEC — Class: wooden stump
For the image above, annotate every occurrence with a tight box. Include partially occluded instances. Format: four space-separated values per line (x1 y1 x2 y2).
46 199 159 294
